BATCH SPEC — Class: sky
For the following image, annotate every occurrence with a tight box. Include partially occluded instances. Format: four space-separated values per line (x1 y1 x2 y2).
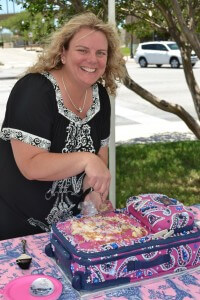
0 0 23 14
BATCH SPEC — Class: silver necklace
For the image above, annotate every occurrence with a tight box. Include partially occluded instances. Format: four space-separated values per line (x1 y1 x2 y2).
61 76 87 113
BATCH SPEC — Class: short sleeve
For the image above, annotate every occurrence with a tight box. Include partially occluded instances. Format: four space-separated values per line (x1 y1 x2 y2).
98 84 111 147
0 73 56 150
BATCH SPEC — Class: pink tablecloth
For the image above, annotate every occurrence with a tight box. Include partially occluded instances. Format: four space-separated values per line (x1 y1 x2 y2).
0 206 200 300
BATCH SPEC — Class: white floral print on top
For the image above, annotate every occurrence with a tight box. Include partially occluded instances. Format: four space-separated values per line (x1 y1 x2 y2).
0 128 51 150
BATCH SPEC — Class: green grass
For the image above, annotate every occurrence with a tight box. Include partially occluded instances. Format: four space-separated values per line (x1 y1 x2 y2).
116 141 200 208
120 47 130 56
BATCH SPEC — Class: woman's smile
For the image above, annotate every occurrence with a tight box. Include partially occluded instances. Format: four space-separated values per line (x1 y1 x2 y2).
80 66 96 73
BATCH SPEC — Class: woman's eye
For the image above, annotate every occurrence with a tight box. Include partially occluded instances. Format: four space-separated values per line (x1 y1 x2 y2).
97 51 107 57
78 49 87 53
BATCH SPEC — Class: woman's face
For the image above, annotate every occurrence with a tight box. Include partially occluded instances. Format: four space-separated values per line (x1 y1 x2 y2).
62 27 108 88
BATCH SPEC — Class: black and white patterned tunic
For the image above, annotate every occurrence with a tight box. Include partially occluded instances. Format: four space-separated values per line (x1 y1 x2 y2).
0 72 110 240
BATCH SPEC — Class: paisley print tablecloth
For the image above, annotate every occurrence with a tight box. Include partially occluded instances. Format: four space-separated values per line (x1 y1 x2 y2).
0 205 200 300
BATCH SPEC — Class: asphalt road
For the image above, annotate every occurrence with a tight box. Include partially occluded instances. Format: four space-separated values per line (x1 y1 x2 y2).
116 59 199 123
115 59 199 142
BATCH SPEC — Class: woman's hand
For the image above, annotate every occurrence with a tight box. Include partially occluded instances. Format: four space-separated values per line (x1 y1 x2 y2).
83 174 107 208
84 156 111 202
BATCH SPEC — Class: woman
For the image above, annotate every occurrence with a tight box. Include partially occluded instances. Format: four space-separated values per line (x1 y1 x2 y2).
0 12 125 240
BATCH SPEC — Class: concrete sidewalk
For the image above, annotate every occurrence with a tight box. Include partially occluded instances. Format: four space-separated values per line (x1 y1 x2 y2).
0 48 39 79
0 48 197 143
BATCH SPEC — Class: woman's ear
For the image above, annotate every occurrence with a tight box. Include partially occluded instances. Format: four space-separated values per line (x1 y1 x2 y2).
61 47 66 64
61 56 65 64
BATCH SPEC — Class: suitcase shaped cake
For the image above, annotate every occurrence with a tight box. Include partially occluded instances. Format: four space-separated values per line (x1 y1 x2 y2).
45 194 200 291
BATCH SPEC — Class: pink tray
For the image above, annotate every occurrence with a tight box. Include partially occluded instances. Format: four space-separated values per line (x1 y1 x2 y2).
3 274 62 300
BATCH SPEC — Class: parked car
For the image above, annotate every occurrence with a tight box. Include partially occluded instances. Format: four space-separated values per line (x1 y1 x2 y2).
134 41 198 68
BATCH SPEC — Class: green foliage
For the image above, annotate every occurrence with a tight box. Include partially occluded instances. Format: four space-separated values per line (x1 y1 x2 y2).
0 11 29 32
27 13 56 43
0 9 56 44
120 47 130 56
16 0 132 26
124 0 200 41
17 1 107 24
116 141 200 208
124 20 154 41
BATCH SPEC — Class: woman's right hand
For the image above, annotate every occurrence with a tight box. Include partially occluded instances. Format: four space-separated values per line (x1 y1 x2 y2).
84 155 111 202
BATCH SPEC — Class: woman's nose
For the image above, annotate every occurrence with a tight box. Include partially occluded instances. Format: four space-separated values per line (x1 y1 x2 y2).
87 51 98 64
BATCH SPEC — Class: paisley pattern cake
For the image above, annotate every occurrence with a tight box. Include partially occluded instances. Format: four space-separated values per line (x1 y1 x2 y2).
46 194 200 291
127 194 194 233
56 211 148 252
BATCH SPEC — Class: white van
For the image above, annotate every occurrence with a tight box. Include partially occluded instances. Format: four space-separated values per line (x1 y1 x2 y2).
134 41 198 68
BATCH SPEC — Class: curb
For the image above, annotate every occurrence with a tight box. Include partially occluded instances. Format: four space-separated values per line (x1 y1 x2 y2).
0 76 19 80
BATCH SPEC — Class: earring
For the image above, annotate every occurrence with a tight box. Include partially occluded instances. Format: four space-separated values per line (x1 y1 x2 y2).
61 57 65 64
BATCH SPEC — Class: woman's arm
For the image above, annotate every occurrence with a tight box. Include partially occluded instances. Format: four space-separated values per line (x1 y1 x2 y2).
82 146 109 204
11 139 110 199
97 146 108 166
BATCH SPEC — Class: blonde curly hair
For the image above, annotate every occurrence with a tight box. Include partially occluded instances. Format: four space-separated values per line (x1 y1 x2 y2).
27 12 125 95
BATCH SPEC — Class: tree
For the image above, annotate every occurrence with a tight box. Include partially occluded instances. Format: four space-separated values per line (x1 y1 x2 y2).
0 11 53 45
16 1 107 24
0 11 29 42
15 0 200 138
121 0 200 139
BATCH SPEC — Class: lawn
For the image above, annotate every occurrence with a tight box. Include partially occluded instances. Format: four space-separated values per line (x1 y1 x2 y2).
116 140 200 207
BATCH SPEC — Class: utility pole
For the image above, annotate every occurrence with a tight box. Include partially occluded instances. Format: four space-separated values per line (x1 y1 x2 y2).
6 0 9 14
13 0 16 13
108 0 116 208
130 15 134 58
108 0 115 24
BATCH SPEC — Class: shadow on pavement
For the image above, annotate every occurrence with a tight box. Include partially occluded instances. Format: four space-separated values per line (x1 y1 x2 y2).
116 132 197 145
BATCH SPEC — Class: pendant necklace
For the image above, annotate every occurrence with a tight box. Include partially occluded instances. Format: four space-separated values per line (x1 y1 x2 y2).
61 76 87 113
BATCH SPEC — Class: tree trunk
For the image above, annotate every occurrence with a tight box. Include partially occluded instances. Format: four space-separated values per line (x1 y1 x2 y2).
122 66 200 139
171 0 200 59
70 0 84 12
156 2 200 122
180 47 200 119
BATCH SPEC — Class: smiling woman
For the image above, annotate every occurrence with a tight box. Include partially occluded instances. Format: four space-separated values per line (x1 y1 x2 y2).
0 12 125 240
